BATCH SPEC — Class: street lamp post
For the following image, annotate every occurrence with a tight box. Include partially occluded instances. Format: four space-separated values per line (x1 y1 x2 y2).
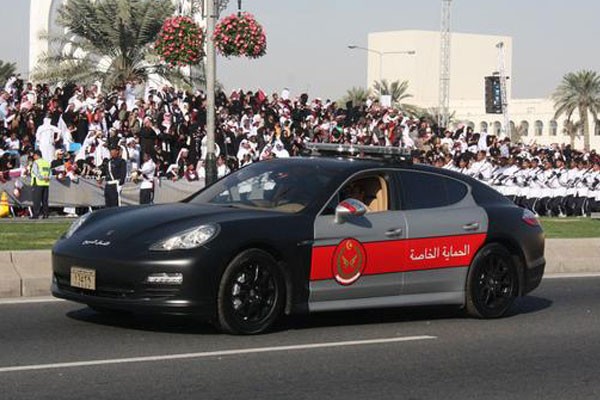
205 0 218 185
347 45 416 84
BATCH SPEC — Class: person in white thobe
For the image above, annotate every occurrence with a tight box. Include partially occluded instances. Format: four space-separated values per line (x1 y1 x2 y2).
35 117 60 162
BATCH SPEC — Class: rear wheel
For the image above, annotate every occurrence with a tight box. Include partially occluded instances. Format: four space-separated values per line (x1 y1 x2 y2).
216 249 285 334
465 243 519 318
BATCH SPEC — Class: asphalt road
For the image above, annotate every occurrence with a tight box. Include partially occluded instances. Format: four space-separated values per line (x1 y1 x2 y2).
0 276 599 400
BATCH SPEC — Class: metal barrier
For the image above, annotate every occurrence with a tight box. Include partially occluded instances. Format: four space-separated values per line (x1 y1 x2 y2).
0 177 205 209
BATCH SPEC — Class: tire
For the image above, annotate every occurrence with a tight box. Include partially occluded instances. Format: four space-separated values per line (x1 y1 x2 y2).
216 249 285 335
465 243 519 319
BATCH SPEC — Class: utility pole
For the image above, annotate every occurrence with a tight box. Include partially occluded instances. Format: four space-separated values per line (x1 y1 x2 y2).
496 42 511 139
438 0 452 131
205 0 217 185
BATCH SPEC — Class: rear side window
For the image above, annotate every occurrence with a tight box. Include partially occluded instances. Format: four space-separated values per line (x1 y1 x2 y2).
397 171 468 210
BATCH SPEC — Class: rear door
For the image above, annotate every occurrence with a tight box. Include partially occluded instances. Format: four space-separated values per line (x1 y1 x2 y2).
395 170 488 304
309 171 408 312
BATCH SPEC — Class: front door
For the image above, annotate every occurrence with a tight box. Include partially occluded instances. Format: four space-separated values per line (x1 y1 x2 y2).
309 173 408 312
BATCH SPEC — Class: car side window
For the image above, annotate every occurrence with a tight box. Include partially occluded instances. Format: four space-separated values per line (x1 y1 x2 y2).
397 171 468 210
446 177 469 204
323 174 391 215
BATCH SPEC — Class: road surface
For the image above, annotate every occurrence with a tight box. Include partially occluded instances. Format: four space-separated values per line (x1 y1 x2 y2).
0 276 598 399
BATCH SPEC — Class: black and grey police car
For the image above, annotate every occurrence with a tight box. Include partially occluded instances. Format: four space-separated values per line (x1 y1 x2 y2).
52 144 545 334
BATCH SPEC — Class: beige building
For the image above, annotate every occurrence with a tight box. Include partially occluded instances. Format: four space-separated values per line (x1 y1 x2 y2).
366 30 599 150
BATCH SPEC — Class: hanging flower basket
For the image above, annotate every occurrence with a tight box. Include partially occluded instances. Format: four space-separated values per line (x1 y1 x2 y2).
155 16 205 66
214 12 267 59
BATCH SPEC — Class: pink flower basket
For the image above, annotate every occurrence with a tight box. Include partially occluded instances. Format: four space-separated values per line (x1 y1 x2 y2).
214 12 267 59
155 16 205 66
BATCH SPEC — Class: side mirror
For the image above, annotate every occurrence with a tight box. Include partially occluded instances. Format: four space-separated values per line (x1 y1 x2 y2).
335 198 367 224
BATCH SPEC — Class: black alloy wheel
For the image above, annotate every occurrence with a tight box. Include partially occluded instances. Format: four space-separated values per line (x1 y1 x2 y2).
217 249 285 334
466 243 519 318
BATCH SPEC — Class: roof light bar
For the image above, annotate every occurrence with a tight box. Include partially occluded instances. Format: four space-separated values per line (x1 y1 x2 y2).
304 143 412 163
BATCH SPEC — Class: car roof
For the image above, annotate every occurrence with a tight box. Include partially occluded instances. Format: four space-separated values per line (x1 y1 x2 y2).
267 156 473 183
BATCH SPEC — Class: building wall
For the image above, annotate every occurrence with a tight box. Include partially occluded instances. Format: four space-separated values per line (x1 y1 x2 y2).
28 0 57 75
452 98 600 150
367 30 512 107
368 30 599 150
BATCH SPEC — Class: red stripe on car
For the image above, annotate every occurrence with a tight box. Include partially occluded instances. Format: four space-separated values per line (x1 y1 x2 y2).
310 233 487 281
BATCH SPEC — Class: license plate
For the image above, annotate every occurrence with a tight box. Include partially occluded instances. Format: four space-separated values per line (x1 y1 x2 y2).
70 267 96 290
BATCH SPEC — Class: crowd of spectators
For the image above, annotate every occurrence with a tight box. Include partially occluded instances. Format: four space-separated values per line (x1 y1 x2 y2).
0 77 599 216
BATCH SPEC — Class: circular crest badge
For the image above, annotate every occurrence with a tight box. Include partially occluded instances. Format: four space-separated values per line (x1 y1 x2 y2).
332 238 367 285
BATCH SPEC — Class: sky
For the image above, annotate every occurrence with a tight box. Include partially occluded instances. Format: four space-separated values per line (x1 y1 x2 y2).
1 0 599 100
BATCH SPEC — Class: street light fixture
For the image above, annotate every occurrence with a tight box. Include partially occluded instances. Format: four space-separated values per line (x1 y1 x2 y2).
347 45 416 84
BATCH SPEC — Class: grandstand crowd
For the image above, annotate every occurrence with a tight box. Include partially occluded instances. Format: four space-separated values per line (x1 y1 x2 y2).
1 78 599 217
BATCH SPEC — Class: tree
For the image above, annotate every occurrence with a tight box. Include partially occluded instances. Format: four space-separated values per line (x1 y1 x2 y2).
552 70 600 150
418 107 456 131
373 79 412 103
372 79 419 116
0 61 17 84
340 86 371 107
32 0 202 90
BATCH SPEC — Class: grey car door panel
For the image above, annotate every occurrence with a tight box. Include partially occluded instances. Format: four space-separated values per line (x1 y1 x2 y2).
310 211 408 310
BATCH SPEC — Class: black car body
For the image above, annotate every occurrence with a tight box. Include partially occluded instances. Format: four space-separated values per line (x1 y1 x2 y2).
52 146 545 334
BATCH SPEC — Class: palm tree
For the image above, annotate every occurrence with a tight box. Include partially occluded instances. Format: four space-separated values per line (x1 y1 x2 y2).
373 79 412 103
0 61 17 84
32 0 202 90
419 107 456 131
340 86 372 107
552 70 600 150
372 79 419 116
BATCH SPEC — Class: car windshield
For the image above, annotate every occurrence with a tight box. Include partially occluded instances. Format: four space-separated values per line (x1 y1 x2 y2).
189 161 337 213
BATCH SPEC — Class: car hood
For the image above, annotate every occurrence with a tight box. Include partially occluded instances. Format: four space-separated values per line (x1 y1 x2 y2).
69 203 284 247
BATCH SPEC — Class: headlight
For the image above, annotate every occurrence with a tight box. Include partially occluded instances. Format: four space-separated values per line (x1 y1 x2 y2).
150 224 218 251
64 213 92 239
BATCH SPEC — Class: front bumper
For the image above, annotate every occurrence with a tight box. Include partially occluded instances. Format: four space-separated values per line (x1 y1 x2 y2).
51 281 213 317
51 250 218 318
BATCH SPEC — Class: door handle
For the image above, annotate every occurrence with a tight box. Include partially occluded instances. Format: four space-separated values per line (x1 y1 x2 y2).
385 227 403 238
462 222 480 231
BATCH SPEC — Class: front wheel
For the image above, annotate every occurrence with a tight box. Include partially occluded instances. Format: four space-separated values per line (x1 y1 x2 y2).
216 249 285 334
465 243 519 319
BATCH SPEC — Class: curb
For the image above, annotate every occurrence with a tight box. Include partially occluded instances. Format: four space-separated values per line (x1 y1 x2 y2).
0 239 598 298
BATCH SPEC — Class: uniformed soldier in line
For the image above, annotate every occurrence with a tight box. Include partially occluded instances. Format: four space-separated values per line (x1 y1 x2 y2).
589 161 600 213
456 154 471 175
574 159 594 216
103 144 127 208
564 159 581 216
30 150 51 219
546 158 568 217
514 158 531 208
557 158 570 217
525 158 543 214
501 157 521 204
538 159 557 216
583 161 598 216
469 150 493 183
568 160 582 216
490 157 509 196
